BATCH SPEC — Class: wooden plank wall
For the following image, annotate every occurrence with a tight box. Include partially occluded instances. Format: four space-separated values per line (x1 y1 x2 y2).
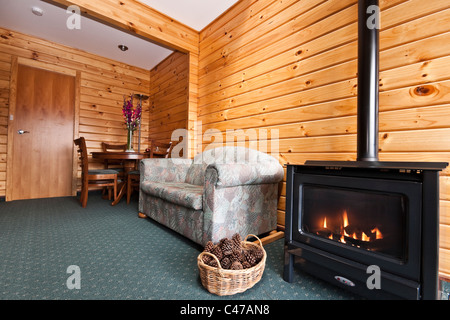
0 44 10 195
149 51 189 147
187 52 200 159
197 0 450 279
0 27 151 194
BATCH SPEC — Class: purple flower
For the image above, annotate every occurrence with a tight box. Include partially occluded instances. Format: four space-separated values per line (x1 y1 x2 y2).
122 94 142 131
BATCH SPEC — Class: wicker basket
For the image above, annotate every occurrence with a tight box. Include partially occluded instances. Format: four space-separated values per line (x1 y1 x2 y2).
197 234 266 296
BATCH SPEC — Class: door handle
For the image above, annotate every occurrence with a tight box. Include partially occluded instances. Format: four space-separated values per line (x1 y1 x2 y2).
17 130 30 134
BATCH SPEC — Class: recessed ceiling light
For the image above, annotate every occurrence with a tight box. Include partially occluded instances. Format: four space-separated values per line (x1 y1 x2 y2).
118 45 129 52
31 6 44 16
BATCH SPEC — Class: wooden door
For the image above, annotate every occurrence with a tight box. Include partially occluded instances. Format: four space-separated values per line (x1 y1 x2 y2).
10 65 75 200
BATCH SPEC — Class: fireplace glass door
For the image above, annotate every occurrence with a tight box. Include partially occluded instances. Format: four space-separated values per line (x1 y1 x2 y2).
302 186 406 261
292 173 423 280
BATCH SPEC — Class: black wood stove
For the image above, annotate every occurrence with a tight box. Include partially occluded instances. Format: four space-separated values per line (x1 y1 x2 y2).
283 0 448 300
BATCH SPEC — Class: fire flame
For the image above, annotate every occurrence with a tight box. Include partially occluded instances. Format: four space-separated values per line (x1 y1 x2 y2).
371 227 383 240
342 210 350 237
343 210 349 228
362 232 370 242
320 210 383 244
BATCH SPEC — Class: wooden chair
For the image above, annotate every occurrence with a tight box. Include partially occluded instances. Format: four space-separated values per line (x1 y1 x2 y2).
127 140 174 204
74 137 119 208
100 141 128 197
101 142 127 171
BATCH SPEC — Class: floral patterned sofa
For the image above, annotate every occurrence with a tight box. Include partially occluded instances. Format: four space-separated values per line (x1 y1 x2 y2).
138 146 284 246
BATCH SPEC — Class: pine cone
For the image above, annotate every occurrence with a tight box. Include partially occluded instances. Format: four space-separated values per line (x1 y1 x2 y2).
231 261 243 270
206 258 219 268
230 234 244 261
231 244 242 255
220 238 233 256
244 249 257 266
211 244 223 261
202 254 212 265
204 241 214 253
242 261 252 269
231 233 242 247
221 256 232 269
251 246 264 262
201 241 216 265
230 249 244 263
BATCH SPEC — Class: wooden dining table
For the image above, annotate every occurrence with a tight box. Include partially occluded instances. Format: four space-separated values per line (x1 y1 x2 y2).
91 151 149 205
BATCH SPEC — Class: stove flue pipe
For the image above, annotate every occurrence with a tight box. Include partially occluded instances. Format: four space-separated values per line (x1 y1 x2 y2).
357 0 380 162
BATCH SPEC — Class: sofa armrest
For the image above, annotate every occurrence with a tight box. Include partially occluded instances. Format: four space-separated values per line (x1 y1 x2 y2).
140 158 193 183
205 161 284 188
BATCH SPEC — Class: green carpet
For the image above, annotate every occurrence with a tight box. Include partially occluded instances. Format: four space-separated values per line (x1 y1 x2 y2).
0 193 425 301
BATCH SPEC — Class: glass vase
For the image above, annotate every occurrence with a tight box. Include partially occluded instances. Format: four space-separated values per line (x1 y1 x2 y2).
126 129 134 152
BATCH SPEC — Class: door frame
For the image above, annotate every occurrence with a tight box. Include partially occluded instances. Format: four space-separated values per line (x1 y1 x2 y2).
6 56 80 201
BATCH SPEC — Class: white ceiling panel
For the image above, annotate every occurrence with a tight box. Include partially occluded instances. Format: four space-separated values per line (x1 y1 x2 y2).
138 0 239 31
0 0 239 70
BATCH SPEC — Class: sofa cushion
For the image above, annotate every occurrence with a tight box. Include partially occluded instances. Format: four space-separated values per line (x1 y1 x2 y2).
184 146 281 186
141 181 203 210
184 164 207 186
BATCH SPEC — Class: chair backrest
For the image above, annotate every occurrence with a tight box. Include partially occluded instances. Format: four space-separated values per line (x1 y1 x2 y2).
148 140 173 158
74 137 89 179
101 142 127 152
101 142 127 167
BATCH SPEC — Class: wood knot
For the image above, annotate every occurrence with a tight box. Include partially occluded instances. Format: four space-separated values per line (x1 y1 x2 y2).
414 85 435 96
128 22 136 33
